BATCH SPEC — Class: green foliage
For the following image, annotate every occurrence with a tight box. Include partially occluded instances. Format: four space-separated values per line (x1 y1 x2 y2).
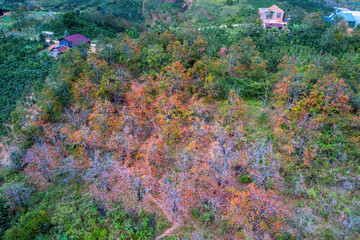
0 198 10 238
141 44 170 73
8 148 24 172
321 229 336 239
191 208 200 220
108 207 157 239
307 188 318 199
4 210 50 240
259 112 267 124
40 12 117 39
239 175 252 183
0 36 52 136
276 232 296 240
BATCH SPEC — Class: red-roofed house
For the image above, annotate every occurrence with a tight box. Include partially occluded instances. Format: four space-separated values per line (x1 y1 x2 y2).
259 5 286 29
59 34 91 48
50 34 91 57
51 45 70 58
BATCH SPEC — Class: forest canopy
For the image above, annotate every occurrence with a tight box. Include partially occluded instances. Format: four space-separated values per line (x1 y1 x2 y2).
1 0 360 239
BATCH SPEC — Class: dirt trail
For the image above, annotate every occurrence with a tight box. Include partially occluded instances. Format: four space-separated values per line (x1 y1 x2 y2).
147 194 181 240
156 222 181 240
0 142 10 168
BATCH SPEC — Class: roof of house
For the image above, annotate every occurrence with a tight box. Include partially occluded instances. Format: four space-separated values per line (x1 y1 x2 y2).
327 9 360 23
53 45 70 53
335 7 351 12
62 34 91 45
47 43 60 51
267 5 284 13
345 11 360 23
259 5 284 13
336 12 357 22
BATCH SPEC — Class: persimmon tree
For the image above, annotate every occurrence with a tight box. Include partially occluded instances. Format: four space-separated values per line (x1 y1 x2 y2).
275 110 319 169
153 92 186 144
23 143 59 188
220 90 247 136
187 97 215 151
72 74 97 106
224 44 241 74
166 40 191 64
238 37 259 68
139 136 166 177
85 151 115 192
124 83 153 139
189 60 207 93
64 106 89 129
88 57 112 83
68 124 103 166
227 184 284 240
160 170 193 220
292 173 308 198
243 140 281 189
306 74 350 118
273 58 316 108
107 128 135 164
197 126 237 189
119 36 141 63
42 124 70 159
126 162 153 202
89 100 115 128
161 61 189 94
190 35 208 60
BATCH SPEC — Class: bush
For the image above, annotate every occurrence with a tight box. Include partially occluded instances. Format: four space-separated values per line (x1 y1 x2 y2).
2 182 33 213
307 188 318 199
9 148 24 172
4 210 50 240
239 175 252 184
276 232 296 240
321 229 336 240
190 208 200 220
0 198 10 238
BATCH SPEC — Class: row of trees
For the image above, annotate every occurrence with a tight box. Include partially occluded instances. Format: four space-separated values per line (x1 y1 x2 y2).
0 36 52 137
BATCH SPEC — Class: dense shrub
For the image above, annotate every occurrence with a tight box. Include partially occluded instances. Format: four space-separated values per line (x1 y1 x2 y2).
4 210 50 240
0 198 10 238
40 12 117 39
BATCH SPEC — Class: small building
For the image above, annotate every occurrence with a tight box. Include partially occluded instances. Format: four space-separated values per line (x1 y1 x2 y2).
51 45 70 58
50 34 91 58
259 5 286 29
325 7 360 29
42 31 54 38
59 34 92 48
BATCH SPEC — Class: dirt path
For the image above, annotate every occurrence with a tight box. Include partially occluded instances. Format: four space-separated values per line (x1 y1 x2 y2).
147 194 181 240
142 0 147 17
156 222 181 240
0 142 11 168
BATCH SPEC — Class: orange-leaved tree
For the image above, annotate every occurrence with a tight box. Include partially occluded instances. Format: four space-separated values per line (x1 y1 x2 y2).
227 184 284 240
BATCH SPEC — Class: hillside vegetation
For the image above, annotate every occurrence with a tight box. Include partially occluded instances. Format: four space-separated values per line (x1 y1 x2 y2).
0 37 52 136
1 0 360 239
